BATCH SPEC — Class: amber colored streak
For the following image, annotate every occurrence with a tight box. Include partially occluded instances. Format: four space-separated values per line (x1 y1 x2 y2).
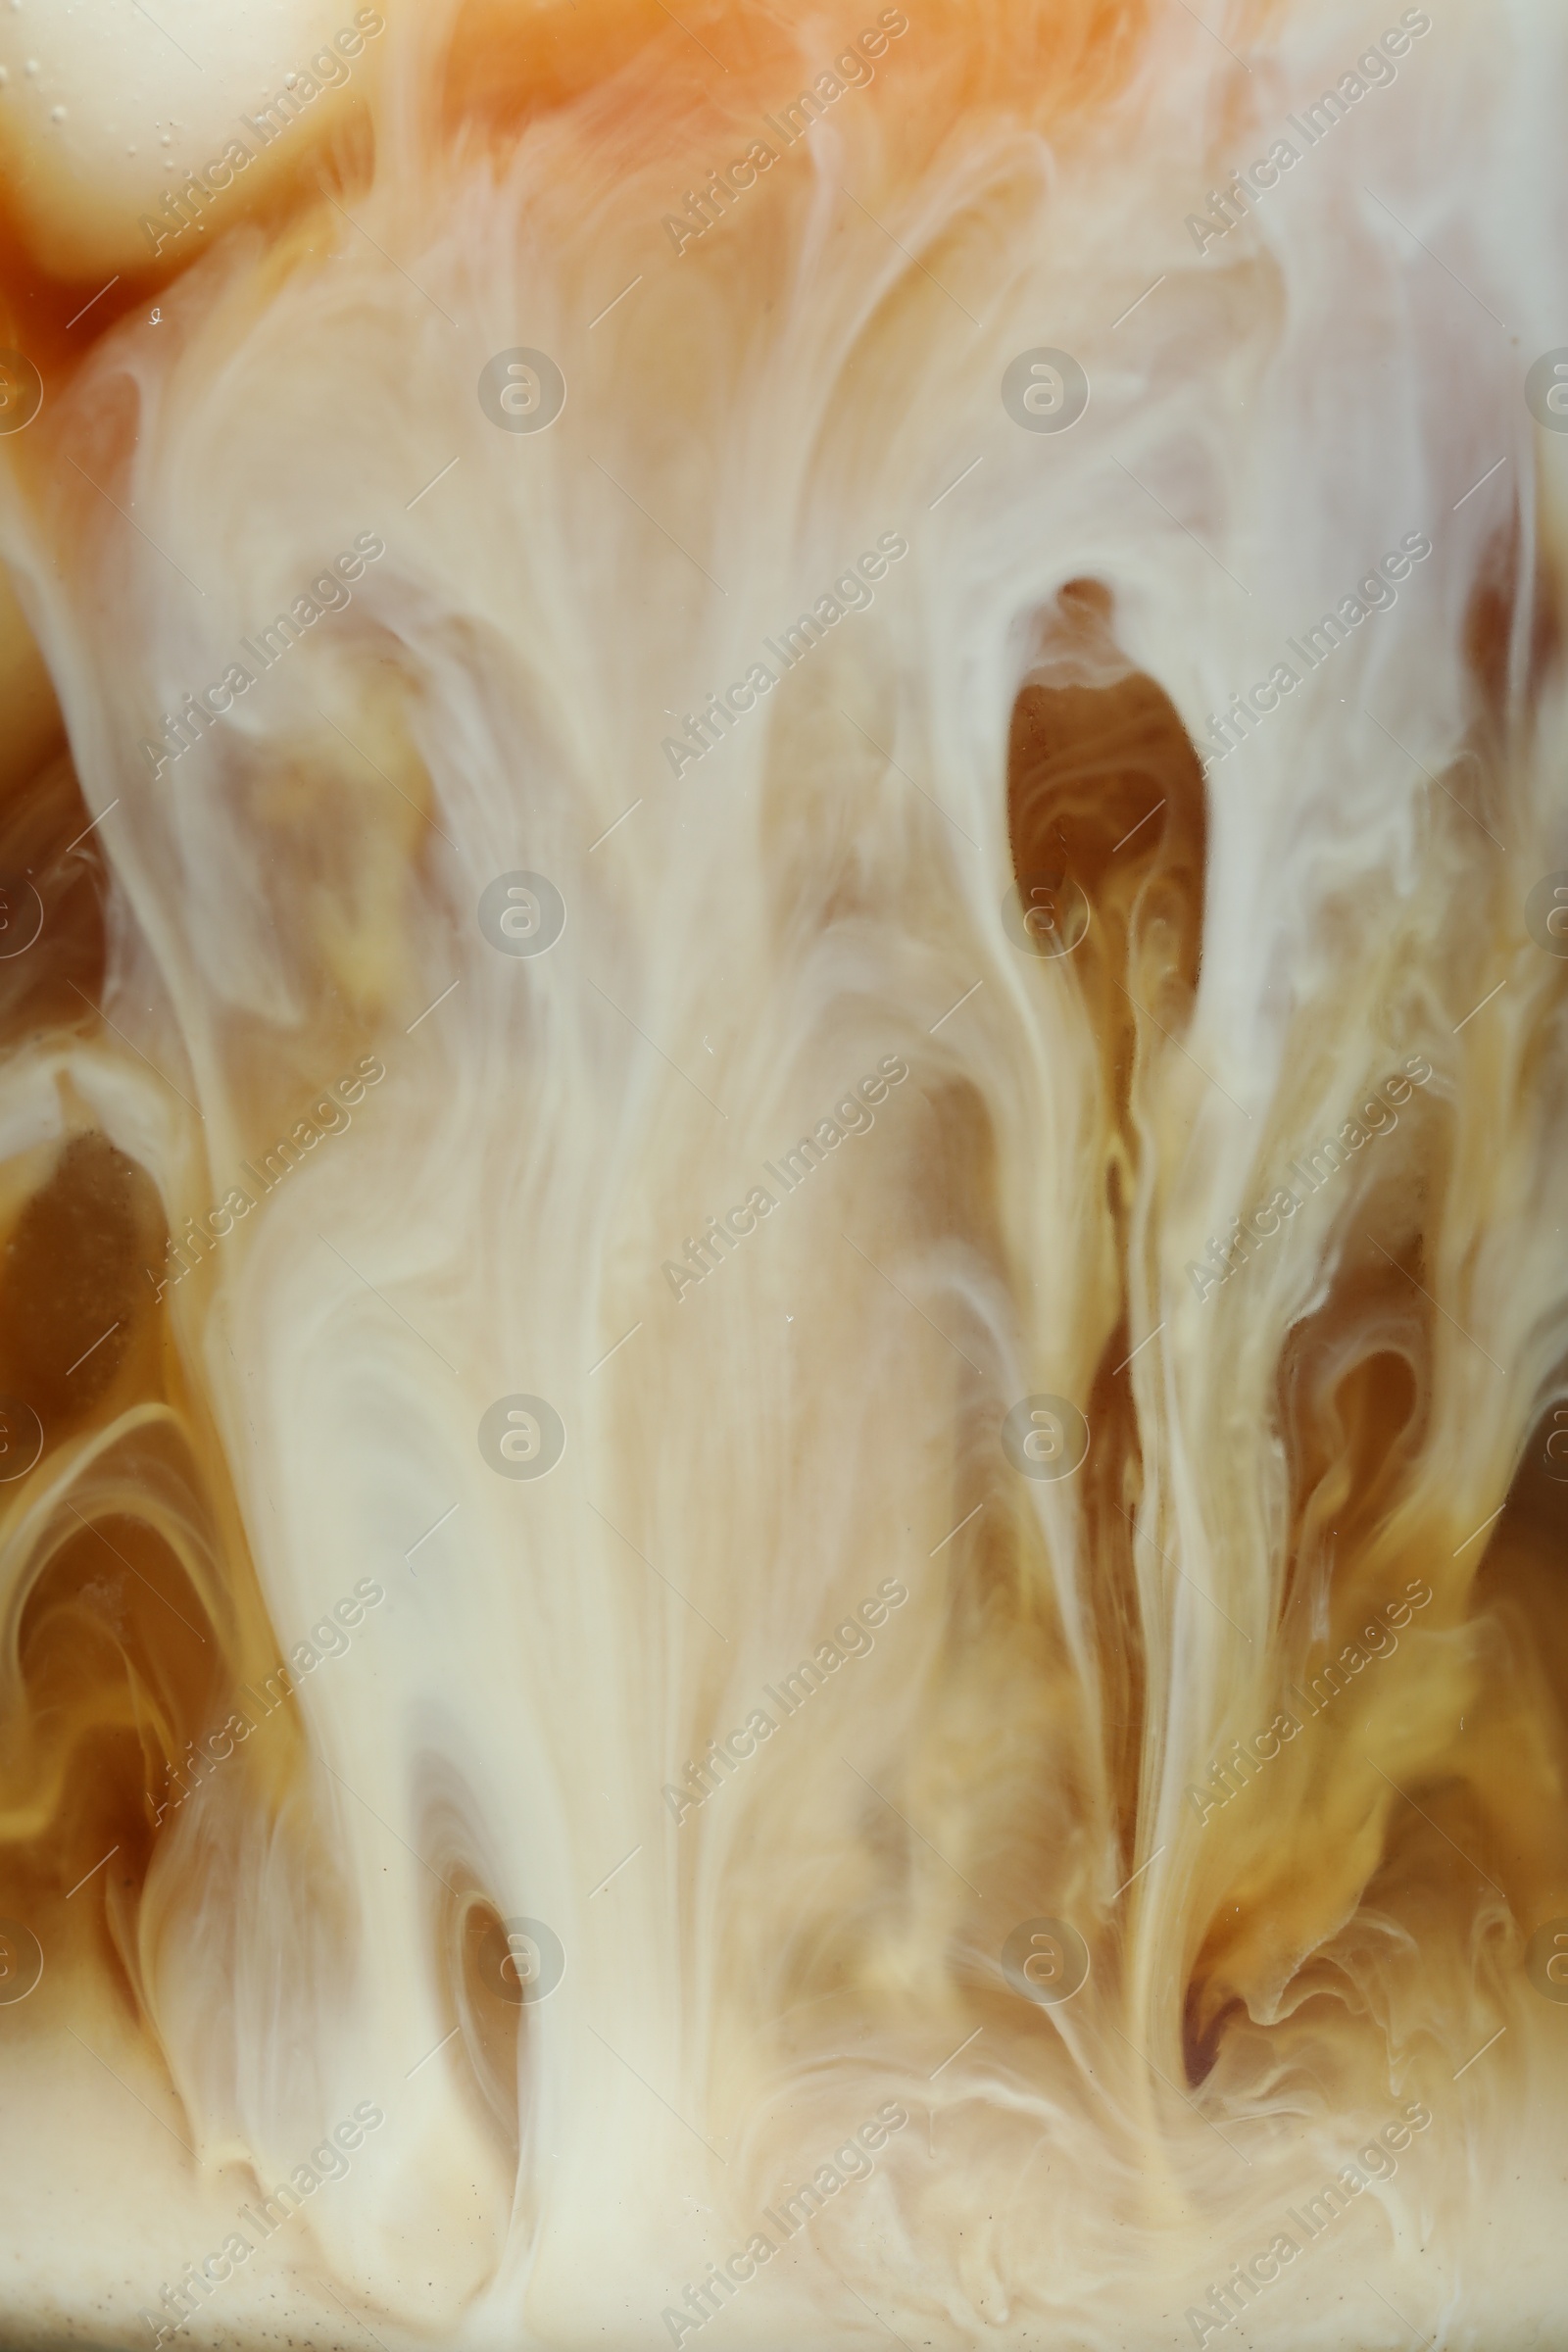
444 0 729 128
0 0 1150 457
0 514 396 2013
1007 674 1206 1113
0 201 161 387
0 562 64 789
1178 1048 1445 2046
0 1125 311 2040
0 753 107 1047
0 1134 163 1426
0 480 224 1996
449 1885 527 2159
1467 1403 1568 1920
1464 511 1523 744
0 1443 316 2041
1005 582 1209 1838
1185 1292 1558 2070
440 0 1151 182
1184 533 1568 2049
1180 526 1568 2057
0 95 375 367
0 550 106 1038
3 1508 215 1954
1282 1333 1425 1592
1269 1054 1439 1623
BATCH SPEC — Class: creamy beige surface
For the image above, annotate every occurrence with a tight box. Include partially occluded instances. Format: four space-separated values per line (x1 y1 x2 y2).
0 1 1564 2347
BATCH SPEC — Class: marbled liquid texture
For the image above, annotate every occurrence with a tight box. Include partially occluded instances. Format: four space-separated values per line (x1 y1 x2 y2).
0 1 1564 2346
